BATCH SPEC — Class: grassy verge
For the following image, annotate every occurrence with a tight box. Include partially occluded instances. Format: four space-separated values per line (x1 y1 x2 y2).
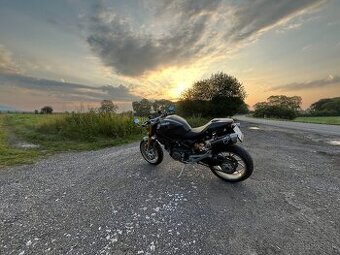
293 116 340 125
245 114 340 125
0 113 145 168
0 115 41 167
0 112 210 168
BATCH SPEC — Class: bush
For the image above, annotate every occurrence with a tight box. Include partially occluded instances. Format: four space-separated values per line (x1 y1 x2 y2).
177 97 245 118
179 72 247 117
253 105 297 120
308 97 340 116
38 111 144 141
40 106 53 114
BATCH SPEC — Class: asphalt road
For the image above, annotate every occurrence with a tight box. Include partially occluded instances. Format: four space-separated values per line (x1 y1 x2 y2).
1 122 340 255
234 115 340 136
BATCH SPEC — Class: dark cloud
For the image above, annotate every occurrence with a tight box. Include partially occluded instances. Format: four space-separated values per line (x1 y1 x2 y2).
270 75 340 91
0 72 139 102
87 0 222 76
86 0 325 77
228 0 324 42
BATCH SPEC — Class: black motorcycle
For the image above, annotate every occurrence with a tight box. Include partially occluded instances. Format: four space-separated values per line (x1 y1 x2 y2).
134 108 253 182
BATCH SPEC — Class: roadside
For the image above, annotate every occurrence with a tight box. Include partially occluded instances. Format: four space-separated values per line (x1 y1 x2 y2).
0 113 208 168
0 115 41 167
0 114 143 168
293 116 340 125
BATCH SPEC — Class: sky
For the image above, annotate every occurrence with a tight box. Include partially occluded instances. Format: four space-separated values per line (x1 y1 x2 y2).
0 0 339 112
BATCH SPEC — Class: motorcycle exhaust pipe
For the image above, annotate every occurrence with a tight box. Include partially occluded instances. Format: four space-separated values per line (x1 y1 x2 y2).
208 133 238 147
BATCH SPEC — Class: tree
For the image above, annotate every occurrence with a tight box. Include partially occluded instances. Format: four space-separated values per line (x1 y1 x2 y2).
182 72 246 101
179 72 247 117
309 97 340 116
99 100 118 113
34 109 39 114
253 95 302 119
132 98 152 116
267 95 302 111
40 106 53 114
152 99 173 112
237 102 250 114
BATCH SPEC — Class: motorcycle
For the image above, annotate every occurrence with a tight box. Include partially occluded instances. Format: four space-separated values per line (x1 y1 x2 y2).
134 107 253 182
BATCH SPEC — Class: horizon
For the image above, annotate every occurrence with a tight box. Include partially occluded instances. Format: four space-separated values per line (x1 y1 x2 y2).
0 0 340 112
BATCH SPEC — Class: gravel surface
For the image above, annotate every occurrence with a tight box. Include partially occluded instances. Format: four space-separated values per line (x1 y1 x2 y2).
1 122 340 255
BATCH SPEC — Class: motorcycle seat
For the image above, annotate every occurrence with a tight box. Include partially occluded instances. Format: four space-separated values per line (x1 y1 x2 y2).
184 118 234 139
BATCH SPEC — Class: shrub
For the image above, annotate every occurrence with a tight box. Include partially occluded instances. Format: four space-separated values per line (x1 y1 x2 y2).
253 105 297 119
38 112 144 141
179 72 247 117
40 106 53 114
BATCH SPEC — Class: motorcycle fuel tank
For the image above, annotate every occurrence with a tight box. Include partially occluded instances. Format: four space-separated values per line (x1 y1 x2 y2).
156 115 191 139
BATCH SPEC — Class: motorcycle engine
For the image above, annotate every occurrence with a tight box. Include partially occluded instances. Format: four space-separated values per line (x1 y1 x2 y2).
170 147 190 162
170 142 209 162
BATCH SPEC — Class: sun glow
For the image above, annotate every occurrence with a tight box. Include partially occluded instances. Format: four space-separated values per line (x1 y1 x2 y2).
169 82 187 100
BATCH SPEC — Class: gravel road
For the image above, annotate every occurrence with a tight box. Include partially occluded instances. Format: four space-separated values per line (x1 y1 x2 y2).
1 122 340 255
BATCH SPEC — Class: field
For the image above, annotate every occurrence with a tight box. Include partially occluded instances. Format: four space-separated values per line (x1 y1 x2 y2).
293 116 340 125
0 113 208 168
0 113 144 167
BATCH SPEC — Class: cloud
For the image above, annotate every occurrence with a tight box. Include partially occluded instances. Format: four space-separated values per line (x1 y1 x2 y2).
227 0 324 42
87 0 222 76
85 0 325 77
0 72 139 102
270 75 340 91
0 45 19 74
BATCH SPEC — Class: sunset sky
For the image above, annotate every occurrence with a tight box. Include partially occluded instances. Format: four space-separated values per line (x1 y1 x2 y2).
0 0 339 112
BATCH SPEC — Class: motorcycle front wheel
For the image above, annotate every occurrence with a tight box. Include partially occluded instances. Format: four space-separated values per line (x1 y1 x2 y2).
210 145 253 182
140 139 163 165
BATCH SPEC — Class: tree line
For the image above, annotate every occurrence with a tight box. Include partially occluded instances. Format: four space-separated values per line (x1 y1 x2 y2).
31 71 339 120
132 72 339 120
253 96 340 119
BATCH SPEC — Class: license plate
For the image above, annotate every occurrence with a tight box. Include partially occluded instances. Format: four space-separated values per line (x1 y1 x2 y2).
233 125 244 142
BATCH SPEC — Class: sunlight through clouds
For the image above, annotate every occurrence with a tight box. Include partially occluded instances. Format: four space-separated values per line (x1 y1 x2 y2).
0 0 339 111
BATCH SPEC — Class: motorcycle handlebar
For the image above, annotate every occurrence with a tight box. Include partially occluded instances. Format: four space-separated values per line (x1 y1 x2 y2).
141 111 168 127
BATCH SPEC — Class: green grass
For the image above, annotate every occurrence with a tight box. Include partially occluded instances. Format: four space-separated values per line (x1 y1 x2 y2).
0 113 146 168
293 116 340 125
0 112 210 168
0 115 41 167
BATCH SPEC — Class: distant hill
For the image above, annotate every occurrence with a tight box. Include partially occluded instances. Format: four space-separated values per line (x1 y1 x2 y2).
0 104 20 112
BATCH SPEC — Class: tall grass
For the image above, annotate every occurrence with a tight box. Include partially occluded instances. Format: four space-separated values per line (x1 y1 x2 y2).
38 111 144 141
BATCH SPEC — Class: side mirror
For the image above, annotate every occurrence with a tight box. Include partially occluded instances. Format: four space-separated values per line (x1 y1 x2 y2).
168 105 175 113
133 118 140 125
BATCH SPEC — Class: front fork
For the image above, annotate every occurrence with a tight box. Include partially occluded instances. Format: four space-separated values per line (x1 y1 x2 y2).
147 126 153 149
143 126 155 150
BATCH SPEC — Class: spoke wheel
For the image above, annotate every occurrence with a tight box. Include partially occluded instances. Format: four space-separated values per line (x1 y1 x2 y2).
140 140 163 165
210 145 253 182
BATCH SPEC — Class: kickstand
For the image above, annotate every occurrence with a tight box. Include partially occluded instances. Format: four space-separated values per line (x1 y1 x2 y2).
177 164 186 178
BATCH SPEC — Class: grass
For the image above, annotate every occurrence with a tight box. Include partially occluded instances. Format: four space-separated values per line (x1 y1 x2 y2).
0 112 210 168
0 113 145 168
293 116 340 125
0 115 41 167
247 114 340 125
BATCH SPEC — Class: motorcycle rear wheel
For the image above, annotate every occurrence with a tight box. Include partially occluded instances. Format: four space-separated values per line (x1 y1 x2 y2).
140 140 163 165
210 145 253 182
